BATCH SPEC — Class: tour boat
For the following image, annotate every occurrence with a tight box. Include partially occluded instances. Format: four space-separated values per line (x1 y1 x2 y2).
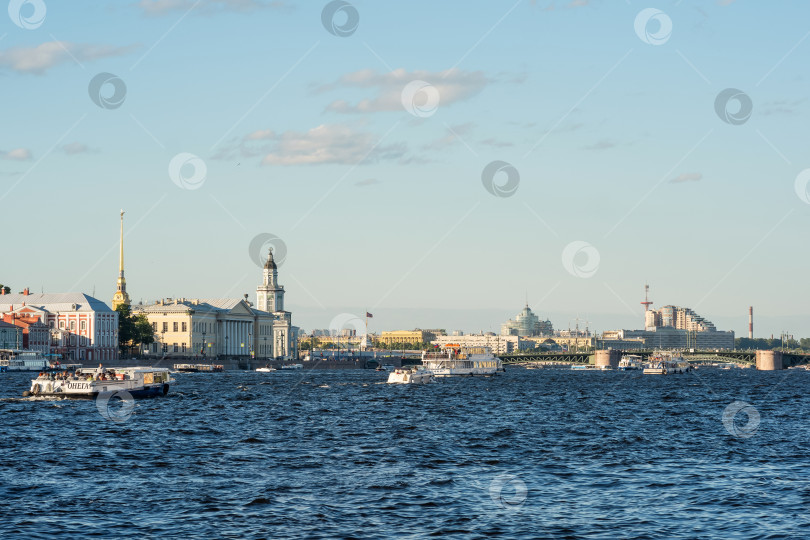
618 355 643 371
643 353 690 375
24 367 174 398
420 345 503 377
387 366 433 384
280 363 303 370
0 350 49 371
173 363 224 373
256 366 277 372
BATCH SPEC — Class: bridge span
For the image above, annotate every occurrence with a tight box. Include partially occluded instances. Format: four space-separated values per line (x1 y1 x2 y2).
498 349 810 367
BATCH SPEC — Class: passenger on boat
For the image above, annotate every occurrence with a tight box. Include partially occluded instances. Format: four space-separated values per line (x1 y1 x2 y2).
96 364 106 376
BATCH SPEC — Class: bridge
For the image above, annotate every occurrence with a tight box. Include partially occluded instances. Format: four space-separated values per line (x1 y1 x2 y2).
497 349 810 367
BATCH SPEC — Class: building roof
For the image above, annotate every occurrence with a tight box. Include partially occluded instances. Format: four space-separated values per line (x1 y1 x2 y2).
134 298 261 316
0 293 114 313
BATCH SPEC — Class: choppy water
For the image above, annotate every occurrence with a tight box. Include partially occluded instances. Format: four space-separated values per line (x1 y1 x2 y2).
1 367 809 539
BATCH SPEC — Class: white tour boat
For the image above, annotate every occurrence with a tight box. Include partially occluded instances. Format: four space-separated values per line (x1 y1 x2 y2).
256 366 277 372
618 355 643 371
0 349 49 371
643 353 690 375
421 345 503 377
387 366 433 384
24 366 174 398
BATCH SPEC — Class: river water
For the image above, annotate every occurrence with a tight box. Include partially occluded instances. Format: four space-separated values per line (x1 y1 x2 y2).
1 368 809 538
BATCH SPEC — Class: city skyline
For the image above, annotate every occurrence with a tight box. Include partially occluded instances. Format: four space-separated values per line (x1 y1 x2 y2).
2 2 809 338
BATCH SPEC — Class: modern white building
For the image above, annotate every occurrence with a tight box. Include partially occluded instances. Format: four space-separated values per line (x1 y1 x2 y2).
432 333 534 355
501 304 554 337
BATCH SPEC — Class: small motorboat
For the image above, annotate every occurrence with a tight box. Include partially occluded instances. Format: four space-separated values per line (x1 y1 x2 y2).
280 364 303 370
256 367 277 372
387 367 433 384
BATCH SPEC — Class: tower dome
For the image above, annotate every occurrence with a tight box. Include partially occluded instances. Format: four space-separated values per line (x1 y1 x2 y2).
264 248 277 270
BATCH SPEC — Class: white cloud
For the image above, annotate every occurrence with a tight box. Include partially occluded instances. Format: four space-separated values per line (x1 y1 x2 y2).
0 42 137 75
215 124 407 166
0 148 32 161
480 138 514 148
321 68 490 114
262 124 406 165
583 139 616 151
670 172 703 183
244 129 275 141
138 0 290 15
62 143 93 155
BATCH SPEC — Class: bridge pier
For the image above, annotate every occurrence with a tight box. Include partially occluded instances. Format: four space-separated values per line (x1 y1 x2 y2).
595 350 621 368
756 350 782 371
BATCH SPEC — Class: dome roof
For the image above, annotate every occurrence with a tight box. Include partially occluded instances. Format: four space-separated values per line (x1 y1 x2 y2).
264 249 277 270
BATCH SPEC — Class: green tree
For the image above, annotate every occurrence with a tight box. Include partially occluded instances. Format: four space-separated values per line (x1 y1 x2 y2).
116 305 154 356
134 314 155 348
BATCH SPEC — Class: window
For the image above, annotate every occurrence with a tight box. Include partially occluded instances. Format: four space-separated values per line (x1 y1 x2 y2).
162 343 168 353
152 322 157 332
70 321 76 331
182 322 187 332
81 321 86 331
162 322 168 333
173 322 178 332
59 320 65 329
152 343 157 352
181 343 186 353
173 343 178 352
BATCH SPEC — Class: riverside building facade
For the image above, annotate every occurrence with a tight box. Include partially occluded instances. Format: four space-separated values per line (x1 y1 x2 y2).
134 249 297 360
0 291 119 361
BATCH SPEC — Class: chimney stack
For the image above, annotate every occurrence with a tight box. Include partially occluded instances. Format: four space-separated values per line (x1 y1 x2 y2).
748 306 753 339
23 288 29 296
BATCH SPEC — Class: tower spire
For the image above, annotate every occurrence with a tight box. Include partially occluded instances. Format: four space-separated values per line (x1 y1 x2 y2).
112 209 131 309
119 209 125 277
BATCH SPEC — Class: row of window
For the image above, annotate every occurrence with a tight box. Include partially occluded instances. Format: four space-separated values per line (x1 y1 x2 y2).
152 322 189 333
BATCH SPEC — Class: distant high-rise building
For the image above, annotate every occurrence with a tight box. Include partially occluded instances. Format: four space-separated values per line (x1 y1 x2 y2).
647 305 717 332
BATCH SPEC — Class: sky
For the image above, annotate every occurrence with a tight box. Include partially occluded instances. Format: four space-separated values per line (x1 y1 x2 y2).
1 0 809 338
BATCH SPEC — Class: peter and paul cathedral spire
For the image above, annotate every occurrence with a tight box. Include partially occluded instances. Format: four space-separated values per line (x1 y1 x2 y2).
112 209 131 310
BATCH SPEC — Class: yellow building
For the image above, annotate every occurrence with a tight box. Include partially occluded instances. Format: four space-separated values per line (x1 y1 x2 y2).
378 330 436 346
134 298 293 359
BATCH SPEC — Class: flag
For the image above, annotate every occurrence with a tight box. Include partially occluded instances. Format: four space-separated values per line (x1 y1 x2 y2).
366 312 373 318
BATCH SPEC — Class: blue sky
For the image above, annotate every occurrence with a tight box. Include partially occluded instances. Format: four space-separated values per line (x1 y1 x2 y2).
1 0 809 338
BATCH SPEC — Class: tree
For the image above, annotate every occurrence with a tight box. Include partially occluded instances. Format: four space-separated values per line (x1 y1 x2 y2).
134 314 155 348
116 305 154 356
0 284 10 294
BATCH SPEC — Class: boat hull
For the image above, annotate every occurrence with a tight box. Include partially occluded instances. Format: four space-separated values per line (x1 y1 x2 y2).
28 380 171 398
387 370 433 384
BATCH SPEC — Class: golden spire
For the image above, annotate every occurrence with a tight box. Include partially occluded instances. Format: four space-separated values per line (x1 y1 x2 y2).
112 209 131 309
119 209 125 277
